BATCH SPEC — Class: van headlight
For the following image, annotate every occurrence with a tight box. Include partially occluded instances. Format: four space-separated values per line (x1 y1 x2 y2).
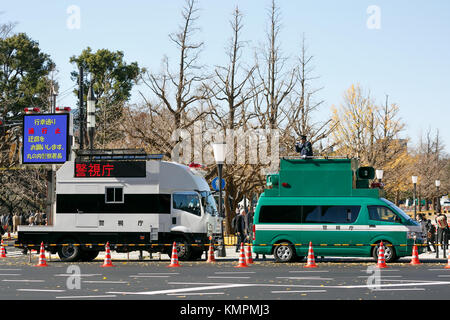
407 231 421 240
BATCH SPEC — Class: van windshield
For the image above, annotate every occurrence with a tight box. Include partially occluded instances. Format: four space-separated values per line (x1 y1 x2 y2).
380 198 413 221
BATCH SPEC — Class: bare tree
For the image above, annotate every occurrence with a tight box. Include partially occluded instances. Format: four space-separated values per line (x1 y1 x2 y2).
283 35 335 156
204 6 264 233
253 0 296 130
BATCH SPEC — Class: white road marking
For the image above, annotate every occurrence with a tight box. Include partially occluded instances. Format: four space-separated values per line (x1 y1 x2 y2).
437 275 450 277
214 272 256 274
0 269 22 271
357 275 402 278
360 269 400 272
83 281 129 284
208 276 251 279
17 289 66 293
56 295 117 299
166 292 225 296
3 279 45 282
0 274 21 276
108 283 253 296
271 290 327 294
129 275 170 278
54 274 102 277
371 288 425 291
289 270 329 273
137 273 179 275
276 277 334 281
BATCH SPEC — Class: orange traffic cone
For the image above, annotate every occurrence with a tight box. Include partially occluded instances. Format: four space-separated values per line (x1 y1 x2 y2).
34 242 48 267
245 243 254 265
376 241 388 268
235 243 248 268
0 239 6 258
304 242 318 268
410 244 421 265
168 242 181 267
444 251 450 269
206 244 216 263
101 242 114 267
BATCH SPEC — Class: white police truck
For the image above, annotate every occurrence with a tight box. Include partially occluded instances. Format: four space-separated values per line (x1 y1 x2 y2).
17 149 222 262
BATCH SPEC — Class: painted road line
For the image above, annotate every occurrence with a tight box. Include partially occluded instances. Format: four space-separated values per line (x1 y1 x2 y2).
214 272 256 274
2 280 45 283
276 277 334 281
129 275 171 278
137 273 180 275
271 290 327 294
17 289 66 293
371 288 426 291
166 292 225 296
108 283 254 296
54 274 102 277
0 274 21 276
360 269 400 272
0 269 22 271
289 270 329 273
56 295 117 299
428 269 450 271
357 275 402 278
333 281 450 289
437 275 450 277
83 281 129 284
207 276 251 279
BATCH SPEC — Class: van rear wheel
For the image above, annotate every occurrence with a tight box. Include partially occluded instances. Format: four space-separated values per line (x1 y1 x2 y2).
372 241 397 263
273 242 296 263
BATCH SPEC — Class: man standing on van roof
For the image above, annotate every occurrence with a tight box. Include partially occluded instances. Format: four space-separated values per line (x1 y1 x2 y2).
295 135 313 158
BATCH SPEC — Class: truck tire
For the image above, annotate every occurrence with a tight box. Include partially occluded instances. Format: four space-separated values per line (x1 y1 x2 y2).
57 240 82 262
168 238 192 261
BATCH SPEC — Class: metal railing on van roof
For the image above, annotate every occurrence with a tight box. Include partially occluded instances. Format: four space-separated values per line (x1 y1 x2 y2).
75 149 164 161
281 155 357 160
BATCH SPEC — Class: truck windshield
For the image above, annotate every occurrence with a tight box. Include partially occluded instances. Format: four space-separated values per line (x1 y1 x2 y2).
200 191 218 217
380 198 413 222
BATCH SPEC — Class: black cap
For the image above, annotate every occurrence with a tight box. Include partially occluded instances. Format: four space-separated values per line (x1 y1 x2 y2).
300 135 307 140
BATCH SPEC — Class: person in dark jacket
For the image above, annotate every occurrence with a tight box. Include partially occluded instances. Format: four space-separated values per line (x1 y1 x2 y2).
235 210 247 252
295 135 313 157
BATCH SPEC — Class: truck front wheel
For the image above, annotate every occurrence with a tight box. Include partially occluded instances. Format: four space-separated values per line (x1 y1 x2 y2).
168 238 192 261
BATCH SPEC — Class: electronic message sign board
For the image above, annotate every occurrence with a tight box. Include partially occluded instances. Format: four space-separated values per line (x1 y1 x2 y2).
22 113 70 164
74 161 146 178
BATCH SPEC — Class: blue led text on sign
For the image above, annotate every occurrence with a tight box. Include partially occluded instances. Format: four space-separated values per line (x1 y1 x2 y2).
23 114 69 164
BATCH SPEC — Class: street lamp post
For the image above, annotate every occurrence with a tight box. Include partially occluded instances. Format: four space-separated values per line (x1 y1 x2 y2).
435 180 441 214
375 169 384 184
87 83 96 152
212 142 227 257
412 176 418 220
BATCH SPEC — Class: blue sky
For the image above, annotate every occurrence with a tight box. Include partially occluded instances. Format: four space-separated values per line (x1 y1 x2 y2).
2 0 450 153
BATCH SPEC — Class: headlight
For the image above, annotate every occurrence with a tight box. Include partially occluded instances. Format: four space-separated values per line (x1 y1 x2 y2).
407 231 422 240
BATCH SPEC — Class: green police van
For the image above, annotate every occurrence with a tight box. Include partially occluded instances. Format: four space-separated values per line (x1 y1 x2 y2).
252 157 424 263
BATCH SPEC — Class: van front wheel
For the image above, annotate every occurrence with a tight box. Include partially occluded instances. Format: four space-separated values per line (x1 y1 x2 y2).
273 242 296 263
372 241 397 263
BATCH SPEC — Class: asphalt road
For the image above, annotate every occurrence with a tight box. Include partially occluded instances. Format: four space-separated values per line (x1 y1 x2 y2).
1 240 450 302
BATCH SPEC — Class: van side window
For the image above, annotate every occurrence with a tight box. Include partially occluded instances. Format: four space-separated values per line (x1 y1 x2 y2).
259 206 301 223
320 206 361 223
368 206 400 222
173 193 201 216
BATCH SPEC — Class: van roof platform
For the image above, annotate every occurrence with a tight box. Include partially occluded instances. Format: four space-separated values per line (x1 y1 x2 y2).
265 157 381 198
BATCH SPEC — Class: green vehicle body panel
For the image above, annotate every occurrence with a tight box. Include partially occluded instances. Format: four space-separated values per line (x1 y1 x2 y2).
254 158 424 259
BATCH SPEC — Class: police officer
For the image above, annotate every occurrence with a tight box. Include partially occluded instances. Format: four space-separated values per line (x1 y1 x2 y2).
295 135 313 157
